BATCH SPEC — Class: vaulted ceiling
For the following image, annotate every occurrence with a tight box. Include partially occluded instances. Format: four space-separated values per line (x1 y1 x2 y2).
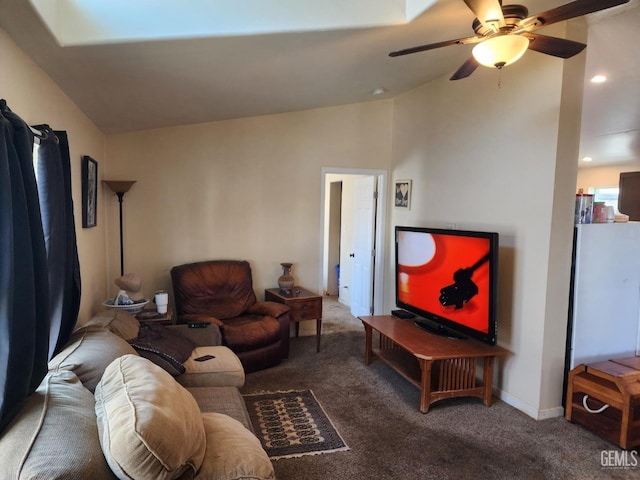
0 0 637 166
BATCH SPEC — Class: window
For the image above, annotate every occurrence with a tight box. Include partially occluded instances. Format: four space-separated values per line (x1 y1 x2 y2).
588 186 619 213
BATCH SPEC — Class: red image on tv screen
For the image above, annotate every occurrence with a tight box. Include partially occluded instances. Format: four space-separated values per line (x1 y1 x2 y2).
397 231 491 333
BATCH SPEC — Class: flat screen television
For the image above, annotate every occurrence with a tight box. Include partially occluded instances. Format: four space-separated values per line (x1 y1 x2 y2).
395 226 499 345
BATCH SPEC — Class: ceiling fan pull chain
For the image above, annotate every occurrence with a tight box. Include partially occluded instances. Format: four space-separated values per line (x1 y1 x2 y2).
497 69 502 89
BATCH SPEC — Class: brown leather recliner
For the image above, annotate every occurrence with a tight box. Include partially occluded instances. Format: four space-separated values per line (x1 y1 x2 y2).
170 260 290 373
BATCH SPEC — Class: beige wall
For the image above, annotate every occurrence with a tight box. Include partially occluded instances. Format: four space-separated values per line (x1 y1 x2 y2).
540 19 586 414
104 102 393 304
334 174 367 307
577 162 640 191
0 29 107 324
2 19 597 419
322 178 342 296
388 22 583 418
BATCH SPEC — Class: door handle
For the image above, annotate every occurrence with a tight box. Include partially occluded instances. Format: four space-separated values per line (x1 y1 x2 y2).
349 253 355 258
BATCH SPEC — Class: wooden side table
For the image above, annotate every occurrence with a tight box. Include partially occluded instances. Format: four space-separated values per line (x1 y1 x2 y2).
265 287 323 352
135 307 173 325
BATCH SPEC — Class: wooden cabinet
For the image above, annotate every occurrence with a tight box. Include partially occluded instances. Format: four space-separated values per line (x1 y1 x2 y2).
619 172 640 221
265 287 323 352
566 356 640 450
359 315 508 413
287 298 322 324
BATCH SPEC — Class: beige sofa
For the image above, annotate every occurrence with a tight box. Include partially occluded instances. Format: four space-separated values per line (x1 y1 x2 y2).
0 310 275 480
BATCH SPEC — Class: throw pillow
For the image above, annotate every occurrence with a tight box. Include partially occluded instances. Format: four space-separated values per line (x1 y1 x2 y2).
0 370 115 479
196 412 275 480
48 328 138 392
95 355 206 480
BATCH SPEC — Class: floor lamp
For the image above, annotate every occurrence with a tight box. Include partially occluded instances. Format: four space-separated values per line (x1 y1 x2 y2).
103 180 136 276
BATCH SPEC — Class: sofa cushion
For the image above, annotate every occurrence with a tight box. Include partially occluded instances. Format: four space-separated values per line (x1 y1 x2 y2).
95 355 206 480
196 413 275 480
178 346 245 388
48 328 138 392
222 315 281 351
0 370 116 479
187 386 254 433
166 323 223 347
79 308 140 340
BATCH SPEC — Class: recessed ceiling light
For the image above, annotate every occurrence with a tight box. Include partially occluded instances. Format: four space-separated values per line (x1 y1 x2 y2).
582 156 593 162
590 75 607 83
372 87 386 96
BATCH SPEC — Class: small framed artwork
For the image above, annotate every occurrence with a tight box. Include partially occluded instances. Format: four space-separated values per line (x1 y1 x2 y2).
394 179 412 209
82 155 98 228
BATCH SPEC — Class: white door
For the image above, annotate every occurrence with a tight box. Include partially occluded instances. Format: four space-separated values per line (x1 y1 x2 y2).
350 176 376 317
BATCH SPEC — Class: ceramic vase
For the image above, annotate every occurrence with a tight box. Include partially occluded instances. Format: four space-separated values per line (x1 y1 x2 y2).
278 263 294 292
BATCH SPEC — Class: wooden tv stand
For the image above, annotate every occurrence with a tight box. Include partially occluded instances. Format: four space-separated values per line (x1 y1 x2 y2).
359 315 508 413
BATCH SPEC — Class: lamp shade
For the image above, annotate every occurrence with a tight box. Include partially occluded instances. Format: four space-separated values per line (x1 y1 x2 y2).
103 180 136 194
472 35 530 69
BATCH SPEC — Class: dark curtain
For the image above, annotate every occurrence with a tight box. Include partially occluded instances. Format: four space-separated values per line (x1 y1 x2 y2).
0 102 81 434
52 131 81 356
32 127 81 357
0 100 50 433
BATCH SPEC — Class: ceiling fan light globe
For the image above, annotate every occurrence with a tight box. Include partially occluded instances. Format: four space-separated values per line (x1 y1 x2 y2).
472 35 530 69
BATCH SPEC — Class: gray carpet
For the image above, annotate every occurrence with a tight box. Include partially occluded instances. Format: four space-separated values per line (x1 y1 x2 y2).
242 298 638 480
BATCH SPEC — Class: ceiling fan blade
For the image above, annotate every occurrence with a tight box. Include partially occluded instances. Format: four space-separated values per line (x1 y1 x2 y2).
450 57 480 81
389 36 482 57
464 0 505 28
521 0 630 31
522 32 586 59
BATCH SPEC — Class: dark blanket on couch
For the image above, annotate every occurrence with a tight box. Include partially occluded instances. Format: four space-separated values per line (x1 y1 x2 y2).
129 324 194 375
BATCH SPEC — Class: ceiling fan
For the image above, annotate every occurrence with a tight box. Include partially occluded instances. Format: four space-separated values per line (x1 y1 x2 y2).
389 0 630 80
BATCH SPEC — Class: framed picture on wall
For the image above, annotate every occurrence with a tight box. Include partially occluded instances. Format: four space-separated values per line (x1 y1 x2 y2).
82 155 98 228
394 179 411 209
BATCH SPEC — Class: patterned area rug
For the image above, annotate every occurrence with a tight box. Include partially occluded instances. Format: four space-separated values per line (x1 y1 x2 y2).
243 389 349 460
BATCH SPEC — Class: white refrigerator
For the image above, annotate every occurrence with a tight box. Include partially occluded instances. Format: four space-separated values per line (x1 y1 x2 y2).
566 222 640 370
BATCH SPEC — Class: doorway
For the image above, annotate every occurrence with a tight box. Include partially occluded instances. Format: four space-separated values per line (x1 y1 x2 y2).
319 168 387 317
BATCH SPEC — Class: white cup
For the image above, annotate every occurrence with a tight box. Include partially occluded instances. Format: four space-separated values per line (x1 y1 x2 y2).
155 291 169 314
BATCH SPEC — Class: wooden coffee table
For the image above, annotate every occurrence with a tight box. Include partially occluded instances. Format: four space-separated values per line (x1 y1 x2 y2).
359 315 508 413
265 287 323 352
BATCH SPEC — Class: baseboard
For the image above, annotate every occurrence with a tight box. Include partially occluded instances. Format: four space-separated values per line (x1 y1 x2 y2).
495 388 565 420
536 406 565 420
